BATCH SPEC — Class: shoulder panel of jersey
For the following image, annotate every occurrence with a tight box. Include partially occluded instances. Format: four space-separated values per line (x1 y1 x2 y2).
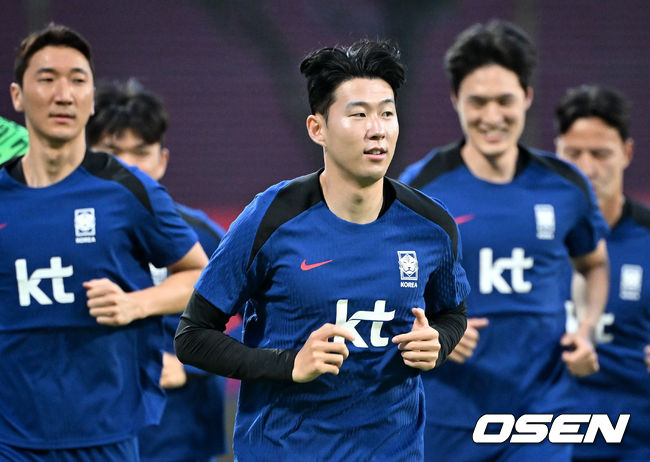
247 171 323 269
624 196 650 231
175 202 225 244
406 141 464 190
526 148 593 203
388 177 459 259
82 150 153 214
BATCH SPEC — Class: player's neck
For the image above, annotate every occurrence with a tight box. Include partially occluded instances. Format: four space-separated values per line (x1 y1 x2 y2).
599 192 625 227
460 142 518 184
21 134 86 187
319 170 384 224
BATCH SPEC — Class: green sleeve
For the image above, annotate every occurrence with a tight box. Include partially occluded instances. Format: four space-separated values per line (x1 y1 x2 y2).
0 116 28 164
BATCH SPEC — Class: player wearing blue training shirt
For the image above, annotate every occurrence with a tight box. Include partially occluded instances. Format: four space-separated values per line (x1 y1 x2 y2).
175 39 470 461
87 79 228 462
0 24 208 461
399 21 609 462
555 85 650 462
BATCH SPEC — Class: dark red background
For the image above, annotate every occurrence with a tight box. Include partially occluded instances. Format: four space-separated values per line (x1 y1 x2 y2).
2 0 648 229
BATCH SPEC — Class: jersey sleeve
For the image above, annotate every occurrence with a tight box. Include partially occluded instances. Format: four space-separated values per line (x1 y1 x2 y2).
424 218 471 314
175 203 225 256
565 174 610 258
193 188 278 316
131 172 198 268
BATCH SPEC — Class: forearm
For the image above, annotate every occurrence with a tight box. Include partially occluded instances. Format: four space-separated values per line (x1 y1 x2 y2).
133 269 202 317
174 292 297 381
577 262 609 340
429 301 467 366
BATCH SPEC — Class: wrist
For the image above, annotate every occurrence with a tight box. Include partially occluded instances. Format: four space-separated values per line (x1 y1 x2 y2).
577 322 596 344
129 290 149 320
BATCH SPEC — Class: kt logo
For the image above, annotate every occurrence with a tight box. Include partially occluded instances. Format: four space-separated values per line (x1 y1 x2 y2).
334 299 395 348
15 257 74 306
479 247 533 294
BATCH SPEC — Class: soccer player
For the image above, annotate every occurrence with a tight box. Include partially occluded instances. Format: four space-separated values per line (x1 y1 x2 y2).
0 24 207 461
174 39 470 461
399 20 609 461
555 85 650 462
86 79 228 462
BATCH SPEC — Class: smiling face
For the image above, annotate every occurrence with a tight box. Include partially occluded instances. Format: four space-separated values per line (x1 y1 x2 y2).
453 64 532 163
556 116 632 203
11 45 94 147
307 77 398 187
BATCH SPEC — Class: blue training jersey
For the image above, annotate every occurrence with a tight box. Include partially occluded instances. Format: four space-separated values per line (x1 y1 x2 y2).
194 170 470 461
139 203 227 462
399 141 608 429
0 151 197 449
571 198 650 460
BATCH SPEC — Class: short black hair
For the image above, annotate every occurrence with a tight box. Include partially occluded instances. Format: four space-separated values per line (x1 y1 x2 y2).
86 78 168 147
14 23 94 86
554 85 631 141
299 39 405 117
444 19 536 95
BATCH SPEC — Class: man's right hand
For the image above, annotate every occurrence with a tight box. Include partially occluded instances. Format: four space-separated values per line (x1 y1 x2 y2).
292 324 355 383
448 317 489 363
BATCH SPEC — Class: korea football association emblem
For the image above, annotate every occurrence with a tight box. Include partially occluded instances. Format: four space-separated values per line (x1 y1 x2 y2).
398 250 418 288
534 204 555 240
75 208 96 243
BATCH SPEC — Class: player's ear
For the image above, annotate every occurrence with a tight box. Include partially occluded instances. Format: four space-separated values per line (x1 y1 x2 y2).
306 113 327 148
524 86 534 109
158 147 170 179
623 138 634 169
10 83 24 112
450 93 458 111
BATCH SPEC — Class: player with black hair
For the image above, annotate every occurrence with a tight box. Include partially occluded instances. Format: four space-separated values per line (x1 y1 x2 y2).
175 39 470 461
87 79 228 462
555 85 650 462
0 24 207 461
400 20 609 461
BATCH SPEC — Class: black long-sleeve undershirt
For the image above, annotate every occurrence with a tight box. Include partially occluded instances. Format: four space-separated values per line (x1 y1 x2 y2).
431 300 467 366
174 291 467 382
174 292 297 382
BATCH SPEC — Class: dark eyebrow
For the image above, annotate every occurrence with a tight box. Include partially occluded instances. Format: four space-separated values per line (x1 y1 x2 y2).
591 148 613 155
467 93 515 102
345 98 395 109
35 67 90 75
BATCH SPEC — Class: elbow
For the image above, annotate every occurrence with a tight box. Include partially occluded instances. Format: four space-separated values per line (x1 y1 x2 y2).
174 317 196 366
173 331 190 365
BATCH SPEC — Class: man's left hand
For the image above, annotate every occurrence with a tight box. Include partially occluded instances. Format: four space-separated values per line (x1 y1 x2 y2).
392 307 440 371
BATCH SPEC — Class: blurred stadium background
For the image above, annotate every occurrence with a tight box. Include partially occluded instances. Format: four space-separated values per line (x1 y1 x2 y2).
2 1 648 460
2 0 648 229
